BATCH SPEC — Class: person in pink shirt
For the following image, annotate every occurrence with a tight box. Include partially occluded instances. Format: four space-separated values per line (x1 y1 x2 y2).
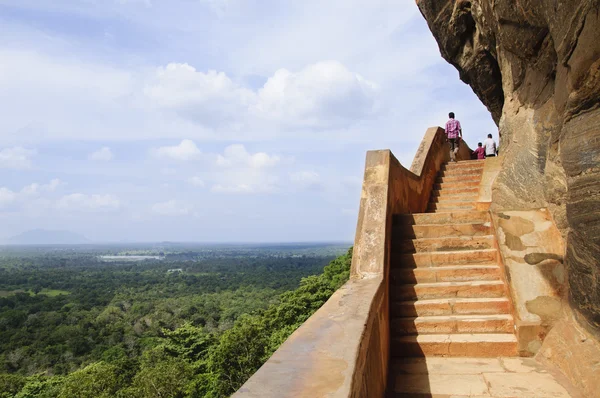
473 142 486 160
445 112 462 162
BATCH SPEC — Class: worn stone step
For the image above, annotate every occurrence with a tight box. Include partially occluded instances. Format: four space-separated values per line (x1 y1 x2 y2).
394 223 492 239
390 265 502 284
431 187 480 197
386 358 495 397
395 236 496 253
427 201 477 212
440 165 482 173
394 249 497 268
433 180 481 190
391 334 518 357
394 211 490 226
390 298 511 317
436 174 481 184
391 314 514 335
387 357 574 397
431 193 478 203
391 280 505 300
430 198 478 205
441 160 485 171
439 169 484 178
386 373 492 397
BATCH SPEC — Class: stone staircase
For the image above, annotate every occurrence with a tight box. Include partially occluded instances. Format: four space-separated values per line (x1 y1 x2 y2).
389 160 518 358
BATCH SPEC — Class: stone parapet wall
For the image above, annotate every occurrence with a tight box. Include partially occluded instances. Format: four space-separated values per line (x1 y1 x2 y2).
352 127 472 279
233 277 385 398
235 127 471 397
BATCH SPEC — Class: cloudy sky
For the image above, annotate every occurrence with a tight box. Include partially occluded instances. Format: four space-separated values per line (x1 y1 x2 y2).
0 0 497 243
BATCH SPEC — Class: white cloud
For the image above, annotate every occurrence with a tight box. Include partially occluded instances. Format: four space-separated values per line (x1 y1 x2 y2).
21 179 64 196
188 176 205 187
290 171 320 184
46 179 63 191
0 2 495 148
116 0 152 6
210 184 254 194
210 169 279 194
57 193 121 211
0 188 17 207
208 182 273 195
0 179 65 215
145 63 255 128
0 45 443 147
89 147 114 161
21 183 40 196
151 200 190 216
216 144 280 169
210 170 279 194
154 139 202 161
144 61 379 132
0 147 36 169
204 0 229 15
289 171 322 190
252 61 379 128
160 168 177 176
0 48 138 144
0 1 499 242
227 0 420 77
140 60 382 134
210 145 281 193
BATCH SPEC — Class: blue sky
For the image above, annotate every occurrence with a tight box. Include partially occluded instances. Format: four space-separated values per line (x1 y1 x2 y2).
0 0 497 243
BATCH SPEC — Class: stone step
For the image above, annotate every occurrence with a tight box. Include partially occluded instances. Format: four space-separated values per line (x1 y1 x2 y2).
439 168 484 177
394 211 490 226
427 201 477 212
395 236 496 253
386 358 493 397
390 265 502 284
390 333 518 357
441 160 485 171
430 198 479 205
433 180 481 190
436 174 482 184
387 357 576 397
391 314 514 335
394 249 497 267
440 163 485 173
431 187 480 197
391 280 506 300
431 194 478 203
394 223 492 239
390 297 511 317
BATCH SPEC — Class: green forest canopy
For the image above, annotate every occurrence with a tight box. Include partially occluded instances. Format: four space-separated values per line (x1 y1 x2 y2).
0 244 352 397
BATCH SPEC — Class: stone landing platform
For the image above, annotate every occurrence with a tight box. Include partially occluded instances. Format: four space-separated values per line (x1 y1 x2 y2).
387 357 579 398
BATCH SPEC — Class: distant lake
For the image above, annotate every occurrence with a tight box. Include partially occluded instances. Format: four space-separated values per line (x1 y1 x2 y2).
99 255 164 261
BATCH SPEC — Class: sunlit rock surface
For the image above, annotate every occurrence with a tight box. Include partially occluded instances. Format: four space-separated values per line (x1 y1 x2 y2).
417 0 600 332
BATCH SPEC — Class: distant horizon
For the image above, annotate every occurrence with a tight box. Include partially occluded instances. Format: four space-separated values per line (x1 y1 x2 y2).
0 240 353 246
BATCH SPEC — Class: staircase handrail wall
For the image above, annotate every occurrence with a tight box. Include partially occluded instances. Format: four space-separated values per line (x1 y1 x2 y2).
234 127 472 397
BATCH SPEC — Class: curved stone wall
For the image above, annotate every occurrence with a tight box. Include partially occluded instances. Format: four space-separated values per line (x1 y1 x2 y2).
234 128 472 396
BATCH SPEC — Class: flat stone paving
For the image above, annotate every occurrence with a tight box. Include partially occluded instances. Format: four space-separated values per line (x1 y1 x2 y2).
388 357 580 398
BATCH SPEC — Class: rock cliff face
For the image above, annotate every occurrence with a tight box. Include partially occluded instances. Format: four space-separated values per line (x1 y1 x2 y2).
416 0 600 332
